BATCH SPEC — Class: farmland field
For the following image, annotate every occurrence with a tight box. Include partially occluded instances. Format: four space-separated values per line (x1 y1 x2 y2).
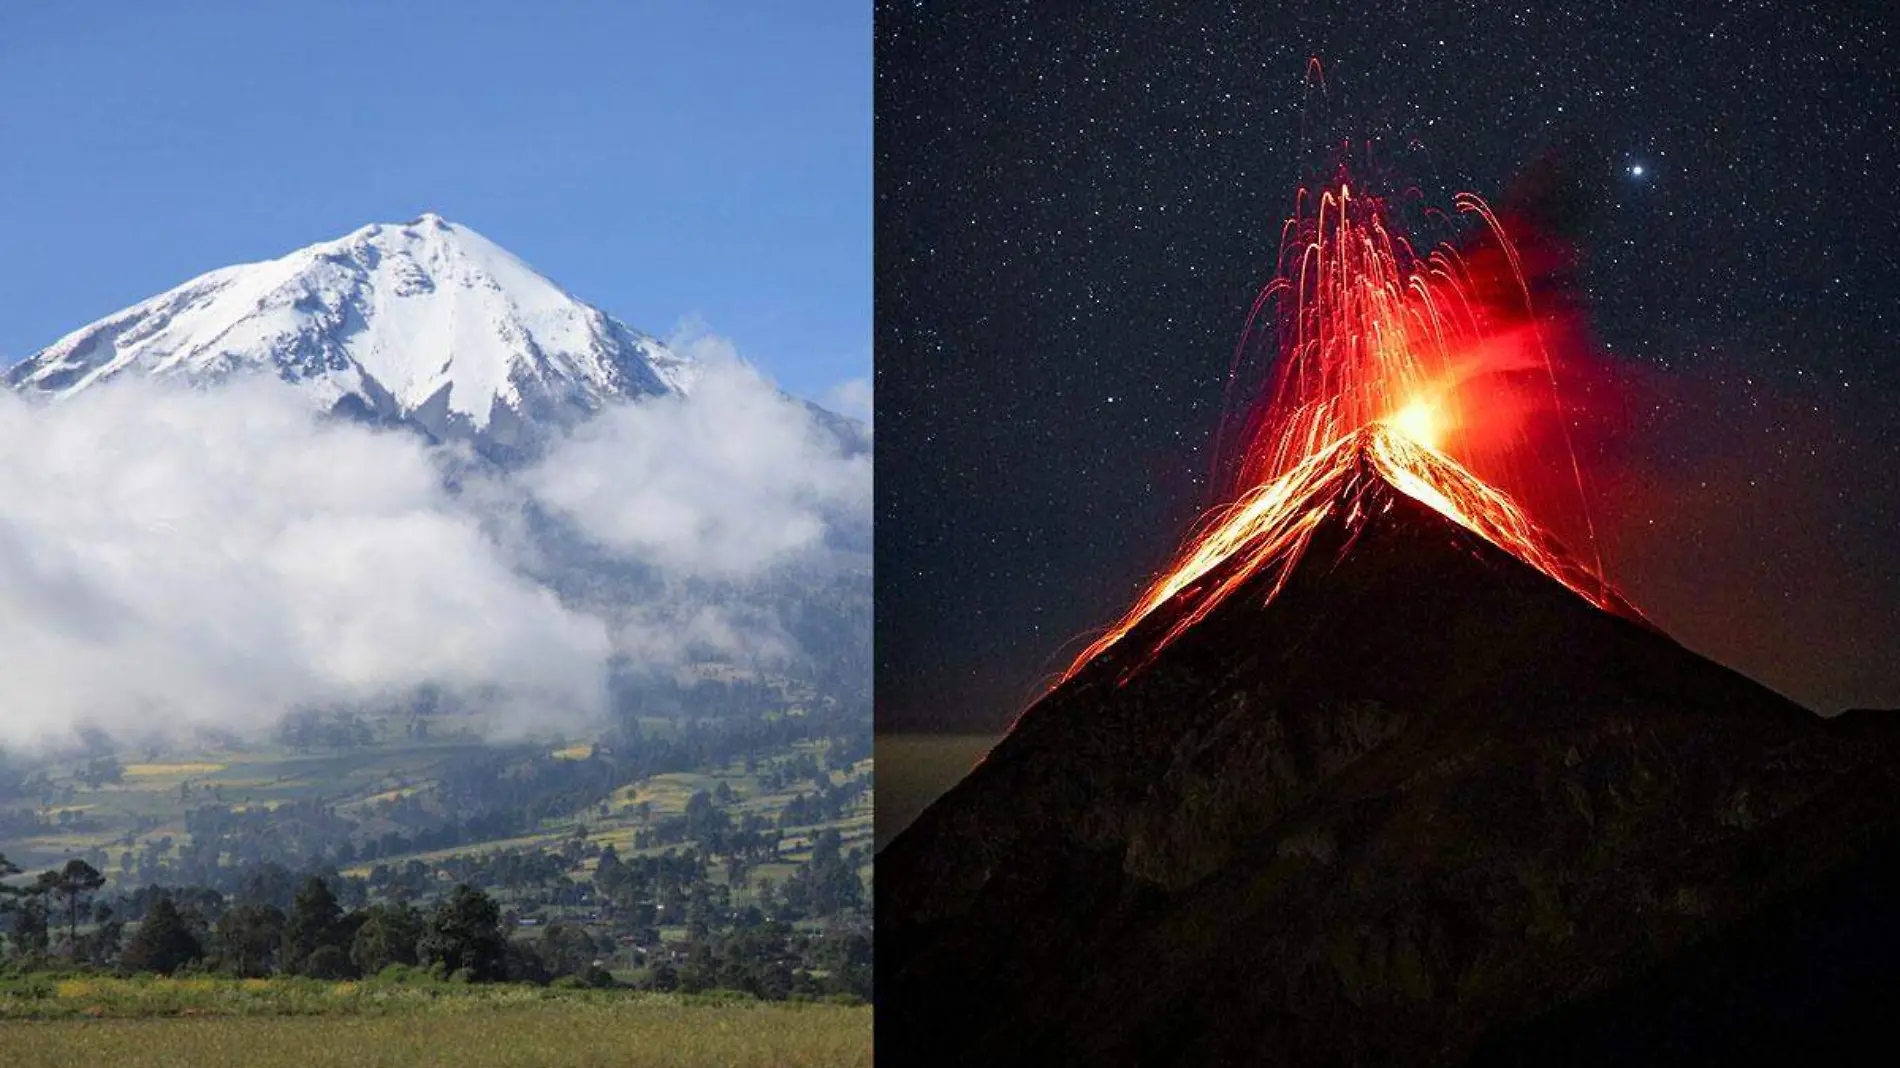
3 709 872 1013
2 730 873 907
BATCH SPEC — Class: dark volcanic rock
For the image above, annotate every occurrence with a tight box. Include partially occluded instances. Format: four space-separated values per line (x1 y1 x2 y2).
878 441 1900 1066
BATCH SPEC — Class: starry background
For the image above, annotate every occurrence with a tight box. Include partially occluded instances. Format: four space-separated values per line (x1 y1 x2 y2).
876 2 1900 744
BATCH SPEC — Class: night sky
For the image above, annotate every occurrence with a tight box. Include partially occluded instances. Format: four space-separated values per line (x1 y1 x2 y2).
877 2 1900 736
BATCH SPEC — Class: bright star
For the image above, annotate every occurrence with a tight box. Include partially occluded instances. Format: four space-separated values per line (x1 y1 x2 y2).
1629 163 1646 178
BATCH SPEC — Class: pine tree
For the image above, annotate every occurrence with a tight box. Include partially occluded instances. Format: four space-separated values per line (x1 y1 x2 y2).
0 851 22 958
419 884 506 981
43 859 106 959
12 894 50 960
214 903 286 977
350 902 423 976
283 876 346 976
123 898 202 975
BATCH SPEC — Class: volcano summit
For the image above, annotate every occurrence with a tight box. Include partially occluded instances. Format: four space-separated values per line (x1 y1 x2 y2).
879 426 1900 1066
7 214 693 458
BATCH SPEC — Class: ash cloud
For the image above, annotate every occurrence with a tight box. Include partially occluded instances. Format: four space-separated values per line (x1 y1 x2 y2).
0 333 870 751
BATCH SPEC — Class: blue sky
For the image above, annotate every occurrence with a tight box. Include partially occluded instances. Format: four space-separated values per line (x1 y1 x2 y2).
0 0 868 404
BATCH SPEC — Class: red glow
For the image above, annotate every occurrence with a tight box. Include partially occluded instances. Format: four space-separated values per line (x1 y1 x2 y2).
1062 178 1635 683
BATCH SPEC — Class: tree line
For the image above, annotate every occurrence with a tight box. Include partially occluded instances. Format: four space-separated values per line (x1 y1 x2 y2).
2 853 521 982
0 850 869 1000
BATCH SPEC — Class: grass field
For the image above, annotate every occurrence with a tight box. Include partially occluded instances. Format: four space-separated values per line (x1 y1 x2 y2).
0 978 870 1067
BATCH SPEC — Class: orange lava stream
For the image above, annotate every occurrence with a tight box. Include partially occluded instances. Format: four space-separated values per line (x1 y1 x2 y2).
1061 181 1629 683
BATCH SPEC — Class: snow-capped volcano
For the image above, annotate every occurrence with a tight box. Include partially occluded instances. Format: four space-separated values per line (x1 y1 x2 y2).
7 213 694 453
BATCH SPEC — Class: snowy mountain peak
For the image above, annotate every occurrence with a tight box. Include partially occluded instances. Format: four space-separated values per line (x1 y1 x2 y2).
8 216 695 454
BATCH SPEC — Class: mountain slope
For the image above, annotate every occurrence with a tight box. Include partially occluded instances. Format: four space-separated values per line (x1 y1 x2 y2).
878 430 1900 1066
7 214 693 454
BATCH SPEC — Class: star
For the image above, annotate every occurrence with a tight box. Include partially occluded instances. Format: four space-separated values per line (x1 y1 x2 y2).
879 0 1900 736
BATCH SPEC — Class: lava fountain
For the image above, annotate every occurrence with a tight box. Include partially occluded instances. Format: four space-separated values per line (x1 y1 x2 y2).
1062 178 1634 683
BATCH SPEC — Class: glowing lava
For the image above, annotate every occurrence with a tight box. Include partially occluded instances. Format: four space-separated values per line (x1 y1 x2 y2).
1387 397 1444 449
1061 179 1632 684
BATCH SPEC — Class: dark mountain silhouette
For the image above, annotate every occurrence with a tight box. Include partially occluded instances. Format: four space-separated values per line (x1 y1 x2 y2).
879 430 1900 1066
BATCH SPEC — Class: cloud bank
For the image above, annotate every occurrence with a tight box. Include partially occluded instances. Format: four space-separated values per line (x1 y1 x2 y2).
524 336 871 578
0 336 869 750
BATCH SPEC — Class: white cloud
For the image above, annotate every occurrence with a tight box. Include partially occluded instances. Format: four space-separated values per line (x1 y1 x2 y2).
0 327 871 751
523 331 871 579
824 375 873 425
611 601 797 671
0 377 610 749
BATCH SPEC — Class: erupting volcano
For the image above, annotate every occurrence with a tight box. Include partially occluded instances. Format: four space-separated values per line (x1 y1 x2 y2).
880 170 1900 1067
1065 180 1626 685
